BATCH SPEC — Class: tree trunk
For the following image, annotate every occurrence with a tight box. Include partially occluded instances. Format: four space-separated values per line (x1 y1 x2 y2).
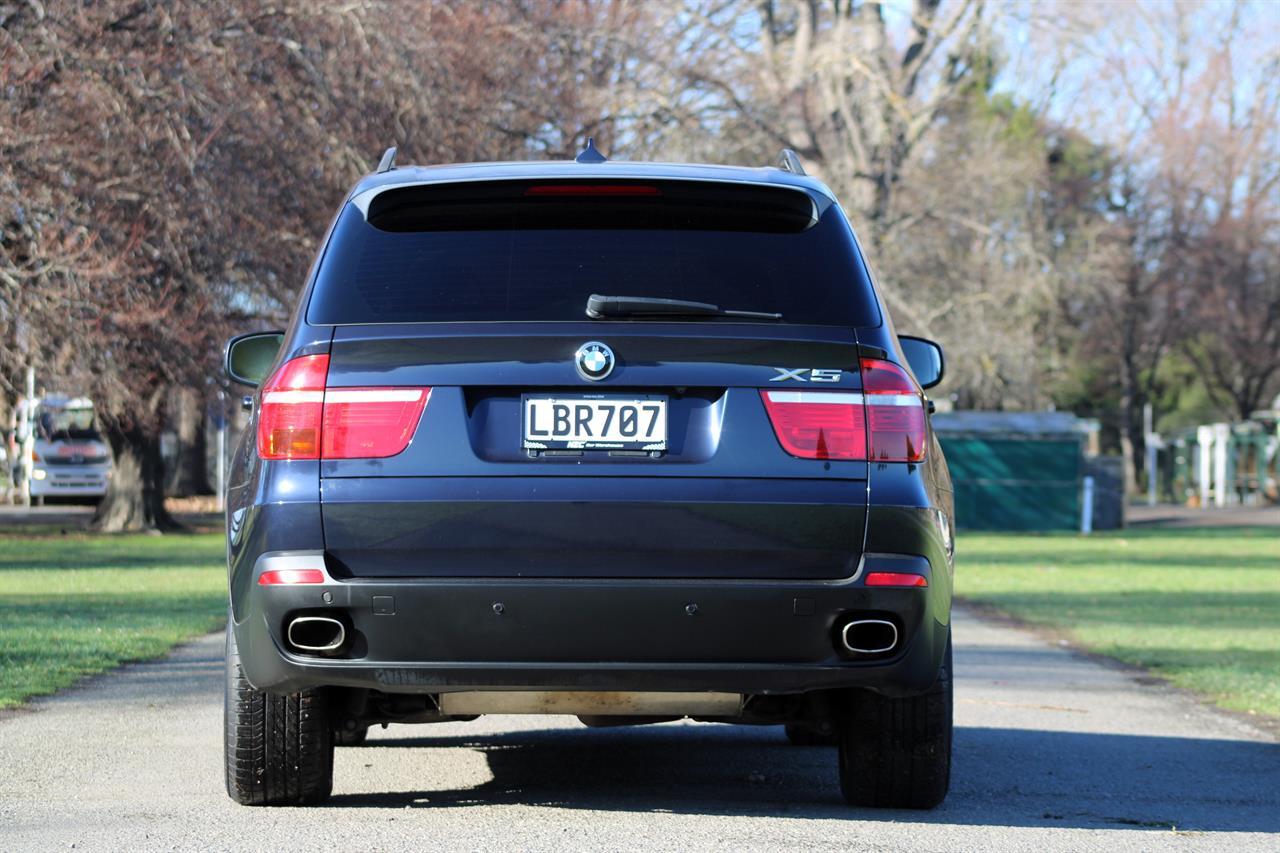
91 424 180 532
1117 350 1143 497
166 387 209 497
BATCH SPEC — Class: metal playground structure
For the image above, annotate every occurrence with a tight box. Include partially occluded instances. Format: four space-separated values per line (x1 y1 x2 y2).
1148 402 1280 508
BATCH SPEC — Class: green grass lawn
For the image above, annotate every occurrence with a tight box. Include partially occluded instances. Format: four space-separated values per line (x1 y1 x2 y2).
958 526 1280 720
0 532 225 709
1 523 1276 722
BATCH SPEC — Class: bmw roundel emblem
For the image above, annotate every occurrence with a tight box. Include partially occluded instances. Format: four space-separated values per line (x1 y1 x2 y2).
575 341 615 381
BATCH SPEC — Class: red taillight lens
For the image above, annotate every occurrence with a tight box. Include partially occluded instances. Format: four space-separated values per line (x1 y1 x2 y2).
860 359 927 463
257 354 429 461
258 355 328 460
864 571 929 587
759 391 867 460
760 358 927 463
321 388 430 459
258 568 325 585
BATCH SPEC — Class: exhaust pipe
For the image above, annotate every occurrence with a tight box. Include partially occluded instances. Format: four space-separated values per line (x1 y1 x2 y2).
287 616 346 654
841 619 898 655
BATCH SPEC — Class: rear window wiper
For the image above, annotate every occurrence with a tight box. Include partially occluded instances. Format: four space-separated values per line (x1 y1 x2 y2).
586 294 782 321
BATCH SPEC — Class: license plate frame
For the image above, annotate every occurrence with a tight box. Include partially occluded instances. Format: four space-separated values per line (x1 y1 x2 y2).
522 394 668 451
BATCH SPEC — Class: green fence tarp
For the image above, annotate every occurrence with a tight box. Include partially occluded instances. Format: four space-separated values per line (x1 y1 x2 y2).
938 435 1083 531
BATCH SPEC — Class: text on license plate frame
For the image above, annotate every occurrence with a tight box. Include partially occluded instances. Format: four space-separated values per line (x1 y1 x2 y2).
522 395 668 451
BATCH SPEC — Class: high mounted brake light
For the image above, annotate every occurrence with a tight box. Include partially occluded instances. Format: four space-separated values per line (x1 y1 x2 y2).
257 354 430 460
524 184 662 197
760 357 927 463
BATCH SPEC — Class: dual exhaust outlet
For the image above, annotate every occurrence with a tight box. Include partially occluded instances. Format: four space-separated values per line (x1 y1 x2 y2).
286 614 898 658
840 618 899 656
287 615 347 654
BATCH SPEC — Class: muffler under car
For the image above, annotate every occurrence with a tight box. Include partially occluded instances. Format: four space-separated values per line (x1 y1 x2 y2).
437 691 743 717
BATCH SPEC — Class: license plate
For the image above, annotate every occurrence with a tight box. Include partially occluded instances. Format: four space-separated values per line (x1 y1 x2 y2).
56 445 94 456
522 395 667 450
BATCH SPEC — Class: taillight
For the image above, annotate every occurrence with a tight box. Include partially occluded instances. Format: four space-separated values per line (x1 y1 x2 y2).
257 354 429 460
759 391 867 460
861 359 927 462
258 355 327 460
760 358 927 463
321 388 430 459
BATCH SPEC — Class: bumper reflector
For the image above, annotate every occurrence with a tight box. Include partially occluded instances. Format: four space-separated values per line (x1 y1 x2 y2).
864 571 928 587
258 568 326 586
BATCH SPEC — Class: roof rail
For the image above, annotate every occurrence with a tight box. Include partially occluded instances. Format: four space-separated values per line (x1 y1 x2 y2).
575 137 608 164
777 148 806 176
376 146 397 174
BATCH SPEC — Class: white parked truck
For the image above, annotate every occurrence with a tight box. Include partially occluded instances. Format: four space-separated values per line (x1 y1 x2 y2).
8 394 112 505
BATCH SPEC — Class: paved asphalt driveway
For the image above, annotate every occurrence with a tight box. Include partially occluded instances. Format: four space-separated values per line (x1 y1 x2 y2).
0 606 1276 852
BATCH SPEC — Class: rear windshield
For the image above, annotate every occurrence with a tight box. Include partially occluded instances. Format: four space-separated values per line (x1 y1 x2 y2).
307 179 880 326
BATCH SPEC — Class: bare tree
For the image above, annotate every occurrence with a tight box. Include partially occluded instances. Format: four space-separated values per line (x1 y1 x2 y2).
1178 56 1280 419
1022 0 1280 485
666 1 995 241
1189 229 1280 420
0 0 649 529
6 0 1273 517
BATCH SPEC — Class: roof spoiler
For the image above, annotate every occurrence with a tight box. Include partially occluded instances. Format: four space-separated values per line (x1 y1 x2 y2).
370 143 804 176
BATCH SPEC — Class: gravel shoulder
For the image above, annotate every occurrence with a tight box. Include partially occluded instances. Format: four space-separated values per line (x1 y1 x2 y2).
0 605 1276 852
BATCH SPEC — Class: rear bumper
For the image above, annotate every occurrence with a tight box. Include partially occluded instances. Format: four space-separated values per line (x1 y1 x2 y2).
233 550 951 698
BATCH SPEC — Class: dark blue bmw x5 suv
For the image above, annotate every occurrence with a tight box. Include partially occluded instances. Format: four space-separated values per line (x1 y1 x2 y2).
222 142 955 809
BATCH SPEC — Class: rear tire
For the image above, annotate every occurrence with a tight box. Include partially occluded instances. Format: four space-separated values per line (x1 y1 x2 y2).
224 618 334 806
837 631 952 809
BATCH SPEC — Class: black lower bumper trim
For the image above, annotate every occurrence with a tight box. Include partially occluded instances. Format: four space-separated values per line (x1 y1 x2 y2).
234 553 951 698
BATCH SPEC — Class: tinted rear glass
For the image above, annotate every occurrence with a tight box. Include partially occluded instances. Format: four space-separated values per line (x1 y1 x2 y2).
307 180 880 326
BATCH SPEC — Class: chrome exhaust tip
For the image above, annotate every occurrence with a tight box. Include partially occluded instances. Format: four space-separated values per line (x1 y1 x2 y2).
287 616 347 654
840 619 898 655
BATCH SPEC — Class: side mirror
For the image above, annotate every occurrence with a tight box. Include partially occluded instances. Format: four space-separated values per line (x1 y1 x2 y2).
898 336 945 390
224 331 285 387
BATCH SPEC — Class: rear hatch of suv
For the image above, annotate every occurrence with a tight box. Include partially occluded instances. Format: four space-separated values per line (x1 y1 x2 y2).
300 177 884 581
